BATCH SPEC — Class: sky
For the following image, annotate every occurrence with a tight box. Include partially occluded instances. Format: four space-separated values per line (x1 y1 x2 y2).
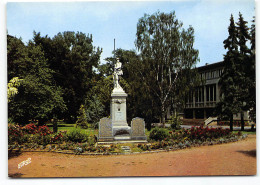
6 0 255 67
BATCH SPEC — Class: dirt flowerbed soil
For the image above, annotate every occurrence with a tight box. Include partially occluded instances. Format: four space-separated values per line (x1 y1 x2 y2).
8 135 256 177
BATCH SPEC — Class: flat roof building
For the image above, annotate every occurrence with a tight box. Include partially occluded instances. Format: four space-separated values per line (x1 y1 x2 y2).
183 61 250 124
184 61 224 119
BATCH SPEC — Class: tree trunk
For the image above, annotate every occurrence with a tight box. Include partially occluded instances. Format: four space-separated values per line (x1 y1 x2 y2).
52 118 58 133
161 104 166 127
241 111 244 131
230 115 233 131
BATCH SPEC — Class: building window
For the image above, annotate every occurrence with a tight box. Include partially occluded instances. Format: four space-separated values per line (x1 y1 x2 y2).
187 91 193 103
195 87 204 103
206 85 216 102
207 72 210 79
215 70 219 78
211 71 214 78
210 85 213 101
206 85 210 101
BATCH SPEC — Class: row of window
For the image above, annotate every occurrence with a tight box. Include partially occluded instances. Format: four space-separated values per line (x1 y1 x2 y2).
186 84 216 103
200 69 223 80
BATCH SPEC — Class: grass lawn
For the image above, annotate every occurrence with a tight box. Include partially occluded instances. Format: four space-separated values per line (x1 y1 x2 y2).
232 130 256 135
47 123 255 138
47 123 152 137
47 123 98 136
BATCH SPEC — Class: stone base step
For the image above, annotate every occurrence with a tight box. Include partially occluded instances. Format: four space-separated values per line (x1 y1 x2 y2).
97 140 147 145
114 136 131 140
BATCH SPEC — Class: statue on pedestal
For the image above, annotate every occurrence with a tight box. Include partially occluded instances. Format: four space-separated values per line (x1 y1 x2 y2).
113 58 123 89
98 57 147 142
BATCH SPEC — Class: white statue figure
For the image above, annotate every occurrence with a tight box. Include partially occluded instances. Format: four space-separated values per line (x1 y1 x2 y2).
113 58 123 89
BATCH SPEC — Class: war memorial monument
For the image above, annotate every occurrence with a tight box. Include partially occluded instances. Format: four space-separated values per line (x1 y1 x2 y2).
98 59 147 143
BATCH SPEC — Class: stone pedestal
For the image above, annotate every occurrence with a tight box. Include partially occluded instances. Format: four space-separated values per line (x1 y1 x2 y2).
111 86 131 138
97 58 147 143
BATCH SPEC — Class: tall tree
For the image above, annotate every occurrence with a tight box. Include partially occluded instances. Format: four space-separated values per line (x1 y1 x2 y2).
7 35 28 81
102 49 161 128
135 11 199 125
248 16 256 123
218 14 241 131
8 39 66 125
236 12 251 131
33 31 102 123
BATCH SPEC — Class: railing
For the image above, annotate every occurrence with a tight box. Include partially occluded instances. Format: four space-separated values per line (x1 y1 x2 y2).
195 102 204 108
205 101 216 107
185 101 216 108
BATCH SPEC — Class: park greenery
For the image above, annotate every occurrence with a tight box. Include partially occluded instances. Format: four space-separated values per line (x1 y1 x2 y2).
8 11 202 128
216 13 255 131
8 123 247 155
8 9 255 149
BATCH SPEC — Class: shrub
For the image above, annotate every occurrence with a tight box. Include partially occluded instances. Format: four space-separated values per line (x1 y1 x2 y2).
38 125 52 136
64 128 88 143
38 135 52 146
137 144 150 151
167 115 182 130
91 122 99 129
88 135 97 146
189 126 231 140
51 132 64 143
8 124 24 144
76 122 88 129
23 123 38 134
76 105 89 129
22 123 52 136
149 127 169 141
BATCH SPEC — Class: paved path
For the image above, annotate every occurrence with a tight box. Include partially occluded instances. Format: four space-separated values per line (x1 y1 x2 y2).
8 135 256 177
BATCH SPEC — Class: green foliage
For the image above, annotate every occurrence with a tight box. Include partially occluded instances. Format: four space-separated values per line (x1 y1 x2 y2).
85 95 105 125
149 127 169 141
8 36 67 125
76 105 88 129
113 49 160 125
217 13 255 130
8 123 54 145
87 75 113 118
63 128 88 143
87 135 97 146
8 30 102 124
8 77 22 102
8 124 24 144
135 11 200 124
7 35 28 81
217 14 241 130
245 16 256 123
167 114 182 130
33 31 102 123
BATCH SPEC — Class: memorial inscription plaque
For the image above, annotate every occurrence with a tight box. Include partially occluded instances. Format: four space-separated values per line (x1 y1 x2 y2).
98 117 113 141
131 117 147 140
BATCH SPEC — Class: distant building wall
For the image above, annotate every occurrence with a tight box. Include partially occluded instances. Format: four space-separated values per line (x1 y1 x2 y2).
183 61 250 121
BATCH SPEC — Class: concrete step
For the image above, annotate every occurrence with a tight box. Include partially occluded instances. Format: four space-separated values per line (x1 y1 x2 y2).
114 136 131 140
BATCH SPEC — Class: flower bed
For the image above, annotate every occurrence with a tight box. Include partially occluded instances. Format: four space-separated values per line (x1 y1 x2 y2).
8 124 248 155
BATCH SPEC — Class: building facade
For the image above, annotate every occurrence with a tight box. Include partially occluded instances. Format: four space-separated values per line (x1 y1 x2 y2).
184 61 224 119
183 61 250 121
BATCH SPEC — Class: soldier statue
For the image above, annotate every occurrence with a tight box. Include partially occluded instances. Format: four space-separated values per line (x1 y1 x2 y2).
113 58 123 89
